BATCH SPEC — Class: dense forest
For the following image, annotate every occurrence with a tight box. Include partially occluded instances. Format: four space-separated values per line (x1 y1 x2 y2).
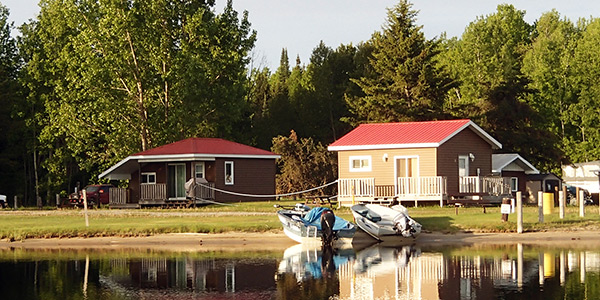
1 0 599 206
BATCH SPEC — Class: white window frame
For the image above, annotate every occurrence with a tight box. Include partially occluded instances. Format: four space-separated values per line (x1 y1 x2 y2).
195 162 205 179
141 172 156 184
225 161 234 185
349 155 372 172
510 177 518 192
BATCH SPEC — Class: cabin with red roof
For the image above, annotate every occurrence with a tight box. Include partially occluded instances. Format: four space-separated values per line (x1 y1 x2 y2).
99 138 280 207
328 119 511 207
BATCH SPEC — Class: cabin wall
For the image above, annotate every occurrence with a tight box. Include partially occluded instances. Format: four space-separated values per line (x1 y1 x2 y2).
214 158 277 202
337 148 437 185
437 128 494 196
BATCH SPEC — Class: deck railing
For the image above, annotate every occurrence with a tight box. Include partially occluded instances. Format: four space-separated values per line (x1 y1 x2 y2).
141 183 167 201
459 176 511 195
338 178 375 197
109 187 127 205
397 176 447 197
193 183 215 199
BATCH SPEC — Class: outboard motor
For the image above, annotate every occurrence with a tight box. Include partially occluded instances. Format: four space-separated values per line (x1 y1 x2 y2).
320 209 336 247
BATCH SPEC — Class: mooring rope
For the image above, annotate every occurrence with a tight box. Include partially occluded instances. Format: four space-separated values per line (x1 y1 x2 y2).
195 179 338 198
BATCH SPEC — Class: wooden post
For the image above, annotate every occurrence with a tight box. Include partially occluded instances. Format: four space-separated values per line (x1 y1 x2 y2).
517 191 523 234
501 198 510 222
538 191 544 223
82 189 89 227
579 189 585 217
560 186 566 219
13 195 17 210
55 194 60 207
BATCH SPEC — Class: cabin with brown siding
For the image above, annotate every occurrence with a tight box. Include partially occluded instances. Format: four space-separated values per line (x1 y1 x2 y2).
99 138 279 207
328 119 510 207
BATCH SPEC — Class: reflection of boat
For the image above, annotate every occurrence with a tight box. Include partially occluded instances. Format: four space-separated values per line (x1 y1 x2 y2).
277 204 356 246
354 245 420 275
351 204 421 242
278 244 355 281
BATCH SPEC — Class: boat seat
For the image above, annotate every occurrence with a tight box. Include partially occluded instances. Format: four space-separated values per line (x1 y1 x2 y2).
355 206 382 222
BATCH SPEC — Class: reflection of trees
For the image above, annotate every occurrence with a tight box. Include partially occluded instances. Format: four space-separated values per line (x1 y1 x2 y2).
276 272 339 300
0 259 102 300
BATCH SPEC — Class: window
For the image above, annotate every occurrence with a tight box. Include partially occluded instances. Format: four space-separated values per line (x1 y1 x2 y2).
141 172 156 184
195 162 205 179
349 156 372 172
510 177 518 192
225 161 234 185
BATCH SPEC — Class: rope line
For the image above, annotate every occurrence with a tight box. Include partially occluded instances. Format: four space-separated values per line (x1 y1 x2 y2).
195 180 338 198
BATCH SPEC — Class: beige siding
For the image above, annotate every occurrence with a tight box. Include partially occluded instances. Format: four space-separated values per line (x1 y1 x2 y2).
337 148 437 185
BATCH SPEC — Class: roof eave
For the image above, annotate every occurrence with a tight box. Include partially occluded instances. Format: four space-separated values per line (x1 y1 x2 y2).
328 143 440 151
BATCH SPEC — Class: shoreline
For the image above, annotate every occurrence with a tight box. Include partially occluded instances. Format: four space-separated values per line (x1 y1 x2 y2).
2 230 600 252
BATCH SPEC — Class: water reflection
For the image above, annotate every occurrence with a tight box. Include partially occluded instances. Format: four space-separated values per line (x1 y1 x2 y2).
2 243 600 299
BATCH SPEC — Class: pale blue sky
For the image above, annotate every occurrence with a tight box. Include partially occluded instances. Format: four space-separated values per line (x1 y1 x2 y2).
3 0 599 69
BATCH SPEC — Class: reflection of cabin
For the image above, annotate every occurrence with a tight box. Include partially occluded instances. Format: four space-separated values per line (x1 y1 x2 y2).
328 119 512 207
99 138 280 207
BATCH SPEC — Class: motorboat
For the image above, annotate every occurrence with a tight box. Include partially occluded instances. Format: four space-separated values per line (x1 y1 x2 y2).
277 204 356 246
350 203 421 243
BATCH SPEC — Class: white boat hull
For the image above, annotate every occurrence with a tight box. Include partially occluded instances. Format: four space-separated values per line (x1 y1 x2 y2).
351 204 421 243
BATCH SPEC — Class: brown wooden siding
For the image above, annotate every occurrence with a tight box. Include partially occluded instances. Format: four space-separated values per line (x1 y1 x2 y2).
502 171 527 195
214 158 277 202
337 148 437 185
437 128 494 195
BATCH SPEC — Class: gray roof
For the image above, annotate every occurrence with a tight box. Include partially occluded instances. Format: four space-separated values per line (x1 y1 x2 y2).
492 154 539 175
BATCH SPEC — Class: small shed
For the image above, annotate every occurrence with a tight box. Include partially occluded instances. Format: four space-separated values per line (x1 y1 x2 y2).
99 138 280 207
492 153 539 196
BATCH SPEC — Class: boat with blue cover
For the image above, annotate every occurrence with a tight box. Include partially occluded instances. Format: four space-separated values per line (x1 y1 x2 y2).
276 204 356 246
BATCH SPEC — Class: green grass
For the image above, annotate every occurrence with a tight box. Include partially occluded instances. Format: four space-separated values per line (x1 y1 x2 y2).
1 201 600 240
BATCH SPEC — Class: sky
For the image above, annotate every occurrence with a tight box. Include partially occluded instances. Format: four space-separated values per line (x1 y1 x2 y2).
2 0 600 69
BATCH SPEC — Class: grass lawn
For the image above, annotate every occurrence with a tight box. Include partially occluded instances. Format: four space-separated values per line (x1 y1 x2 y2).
1 200 600 240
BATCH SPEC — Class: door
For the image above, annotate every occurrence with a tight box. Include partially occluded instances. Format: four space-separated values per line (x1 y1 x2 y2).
168 164 186 199
458 155 472 192
396 157 419 195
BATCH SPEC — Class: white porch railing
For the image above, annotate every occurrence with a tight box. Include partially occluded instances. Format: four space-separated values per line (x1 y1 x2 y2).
397 176 447 197
459 176 511 195
338 177 446 198
338 178 375 197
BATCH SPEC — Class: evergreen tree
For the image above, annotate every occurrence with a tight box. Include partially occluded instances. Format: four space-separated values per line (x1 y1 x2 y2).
345 0 453 124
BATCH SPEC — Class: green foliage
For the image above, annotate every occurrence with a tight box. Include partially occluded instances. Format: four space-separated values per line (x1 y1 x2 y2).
271 130 337 196
345 0 454 124
21 0 255 188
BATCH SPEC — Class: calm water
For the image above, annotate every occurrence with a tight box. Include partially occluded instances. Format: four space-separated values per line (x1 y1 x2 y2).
1 242 599 299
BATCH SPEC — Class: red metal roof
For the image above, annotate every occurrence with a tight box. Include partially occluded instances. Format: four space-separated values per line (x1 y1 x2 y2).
328 119 501 150
133 138 278 157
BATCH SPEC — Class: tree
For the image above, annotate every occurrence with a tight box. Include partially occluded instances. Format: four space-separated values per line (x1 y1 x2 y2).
568 18 600 162
271 130 337 197
0 4 29 204
522 11 580 170
345 0 453 124
24 0 256 183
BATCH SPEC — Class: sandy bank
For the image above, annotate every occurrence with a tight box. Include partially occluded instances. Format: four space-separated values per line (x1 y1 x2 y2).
2 230 600 252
